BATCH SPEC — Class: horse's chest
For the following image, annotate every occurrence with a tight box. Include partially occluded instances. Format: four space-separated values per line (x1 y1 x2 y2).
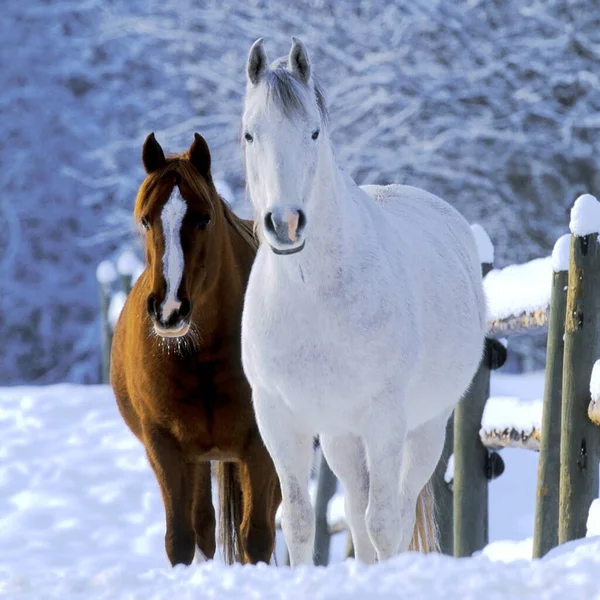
246 294 400 415
137 367 252 454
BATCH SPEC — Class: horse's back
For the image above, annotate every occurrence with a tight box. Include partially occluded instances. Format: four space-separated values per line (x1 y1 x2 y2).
361 183 485 321
360 183 488 419
362 184 476 256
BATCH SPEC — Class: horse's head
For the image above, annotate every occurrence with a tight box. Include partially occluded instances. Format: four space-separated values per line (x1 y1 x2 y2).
135 132 218 339
242 37 327 255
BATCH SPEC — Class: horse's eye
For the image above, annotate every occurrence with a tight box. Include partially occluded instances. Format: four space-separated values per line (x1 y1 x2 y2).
312 129 320 140
196 214 211 230
141 216 150 230
244 132 254 143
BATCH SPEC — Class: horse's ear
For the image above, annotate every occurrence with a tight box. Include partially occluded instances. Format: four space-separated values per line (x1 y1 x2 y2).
142 132 166 174
247 38 267 85
288 37 311 84
189 133 211 179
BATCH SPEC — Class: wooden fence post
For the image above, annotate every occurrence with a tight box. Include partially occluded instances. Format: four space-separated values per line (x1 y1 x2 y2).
559 207 600 544
117 248 139 295
453 258 493 557
533 235 569 558
313 447 337 565
432 414 454 555
96 260 118 384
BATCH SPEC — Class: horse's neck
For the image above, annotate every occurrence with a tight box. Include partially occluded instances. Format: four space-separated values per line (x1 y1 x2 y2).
276 143 365 279
192 217 250 345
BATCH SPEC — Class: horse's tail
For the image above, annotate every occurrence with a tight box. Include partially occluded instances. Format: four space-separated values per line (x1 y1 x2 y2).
216 461 244 564
408 479 439 553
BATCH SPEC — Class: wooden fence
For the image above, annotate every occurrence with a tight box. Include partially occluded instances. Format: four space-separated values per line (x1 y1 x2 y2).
98 195 600 564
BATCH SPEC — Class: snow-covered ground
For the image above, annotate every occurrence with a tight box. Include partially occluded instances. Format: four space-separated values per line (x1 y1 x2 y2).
1 373 600 598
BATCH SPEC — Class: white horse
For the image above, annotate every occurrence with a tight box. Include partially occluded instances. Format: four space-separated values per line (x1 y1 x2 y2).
240 37 487 566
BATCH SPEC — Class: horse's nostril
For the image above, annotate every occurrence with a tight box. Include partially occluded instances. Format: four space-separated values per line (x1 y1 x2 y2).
146 295 158 319
297 210 306 233
264 212 275 234
179 298 191 320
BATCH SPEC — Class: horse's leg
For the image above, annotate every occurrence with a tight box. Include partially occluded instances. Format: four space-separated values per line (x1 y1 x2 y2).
238 433 280 564
144 424 195 566
269 468 283 561
396 412 449 553
320 434 376 564
252 389 315 566
362 399 407 562
191 461 216 560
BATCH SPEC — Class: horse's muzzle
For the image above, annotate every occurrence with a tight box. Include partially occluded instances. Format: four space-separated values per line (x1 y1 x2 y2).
147 295 192 337
264 207 306 255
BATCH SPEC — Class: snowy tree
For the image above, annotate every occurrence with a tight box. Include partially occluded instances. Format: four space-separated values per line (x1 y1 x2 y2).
1 0 598 383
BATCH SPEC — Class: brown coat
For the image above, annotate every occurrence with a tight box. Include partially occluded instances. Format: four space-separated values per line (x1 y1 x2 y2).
110 133 280 566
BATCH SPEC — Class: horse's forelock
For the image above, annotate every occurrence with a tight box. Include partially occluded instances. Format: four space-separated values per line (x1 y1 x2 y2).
135 155 257 252
176 159 216 213
134 158 216 226
258 62 328 125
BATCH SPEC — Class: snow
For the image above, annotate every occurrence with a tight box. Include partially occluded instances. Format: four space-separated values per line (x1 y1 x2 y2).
470 224 494 265
487 371 545 544
214 179 236 206
132 262 145 285
96 260 118 286
2 548 600 599
108 291 127 331
569 194 600 237
116 248 143 277
551 234 571 273
480 396 543 439
5 0 599 385
590 360 600 404
274 482 345 530
1 377 600 597
544 536 600 562
588 500 600 538
483 257 552 320
480 538 533 563
444 454 455 485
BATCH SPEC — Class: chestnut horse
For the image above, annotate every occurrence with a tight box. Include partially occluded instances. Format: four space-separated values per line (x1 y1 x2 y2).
110 132 281 566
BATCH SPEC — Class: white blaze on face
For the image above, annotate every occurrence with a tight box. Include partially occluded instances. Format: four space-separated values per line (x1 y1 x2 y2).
160 187 187 322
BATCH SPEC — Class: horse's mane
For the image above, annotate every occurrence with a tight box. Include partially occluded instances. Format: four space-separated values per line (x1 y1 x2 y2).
220 196 258 252
262 58 328 123
134 154 257 252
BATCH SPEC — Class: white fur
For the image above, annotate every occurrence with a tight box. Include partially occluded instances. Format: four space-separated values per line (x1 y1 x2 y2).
241 40 487 566
160 187 187 321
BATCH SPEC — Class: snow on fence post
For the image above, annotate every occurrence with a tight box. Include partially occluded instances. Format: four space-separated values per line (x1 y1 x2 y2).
313 448 337 566
453 225 494 557
533 234 570 558
559 194 600 545
116 248 140 295
96 260 118 384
